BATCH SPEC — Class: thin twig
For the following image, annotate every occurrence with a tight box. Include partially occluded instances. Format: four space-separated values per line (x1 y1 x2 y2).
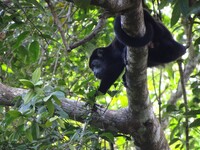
68 12 111 51
178 59 189 150
45 0 69 51
151 69 162 123
158 68 162 123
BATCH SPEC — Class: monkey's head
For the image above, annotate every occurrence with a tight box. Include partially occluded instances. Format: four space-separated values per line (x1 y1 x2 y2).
89 39 126 94
89 48 108 79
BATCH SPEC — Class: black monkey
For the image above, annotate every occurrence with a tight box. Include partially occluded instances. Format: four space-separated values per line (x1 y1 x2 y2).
89 10 186 94
89 38 126 94
114 9 186 66
89 11 154 94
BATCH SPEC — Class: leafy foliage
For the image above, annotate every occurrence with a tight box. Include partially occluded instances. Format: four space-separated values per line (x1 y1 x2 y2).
0 0 200 149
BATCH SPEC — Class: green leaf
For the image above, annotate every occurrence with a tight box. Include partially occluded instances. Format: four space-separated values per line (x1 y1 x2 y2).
189 118 200 128
100 132 114 143
73 77 91 92
25 0 45 12
192 88 200 97
45 120 52 127
193 97 200 103
26 128 33 142
34 81 43 87
19 79 34 88
43 95 52 102
32 121 40 139
40 34 57 41
57 118 65 129
187 1 200 16
179 0 189 16
171 2 181 26
52 95 62 105
194 37 200 46
169 138 180 145
1 63 14 73
46 100 55 116
28 40 40 62
69 145 75 150
52 91 65 99
158 0 169 9
8 110 21 118
55 104 69 119
32 68 41 84
49 116 58 122
13 31 30 49
184 110 200 117
23 90 35 104
17 45 29 61
166 104 177 112
73 0 91 9
19 103 32 114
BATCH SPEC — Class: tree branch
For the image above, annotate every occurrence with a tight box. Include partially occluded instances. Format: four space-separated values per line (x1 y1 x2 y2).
0 82 27 106
168 54 200 105
0 82 139 135
68 12 109 51
45 0 70 51
67 0 135 13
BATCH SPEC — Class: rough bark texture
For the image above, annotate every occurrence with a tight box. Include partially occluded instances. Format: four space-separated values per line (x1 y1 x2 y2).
0 0 170 149
2 0 199 149
116 1 170 149
67 0 135 12
0 84 148 135
0 83 27 106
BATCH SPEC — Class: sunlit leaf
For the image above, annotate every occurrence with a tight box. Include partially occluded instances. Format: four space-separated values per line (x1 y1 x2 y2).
32 68 41 84
45 120 52 127
57 118 65 129
23 90 35 104
1 64 14 73
19 79 34 88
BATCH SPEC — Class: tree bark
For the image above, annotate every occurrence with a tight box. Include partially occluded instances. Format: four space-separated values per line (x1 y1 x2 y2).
4 0 199 149
0 0 171 149
0 82 169 150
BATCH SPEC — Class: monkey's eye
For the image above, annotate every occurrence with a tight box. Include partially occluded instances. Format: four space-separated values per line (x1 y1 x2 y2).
91 59 101 68
97 49 104 57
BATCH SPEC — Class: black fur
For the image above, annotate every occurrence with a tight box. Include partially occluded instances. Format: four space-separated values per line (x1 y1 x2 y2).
114 15 154 47
89 10 186 94
115 9 186 66
89 38 126 94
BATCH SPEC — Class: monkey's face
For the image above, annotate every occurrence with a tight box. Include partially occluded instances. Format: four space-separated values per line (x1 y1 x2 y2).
89 42 126 94
89 48 108 79
90 59 106 79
